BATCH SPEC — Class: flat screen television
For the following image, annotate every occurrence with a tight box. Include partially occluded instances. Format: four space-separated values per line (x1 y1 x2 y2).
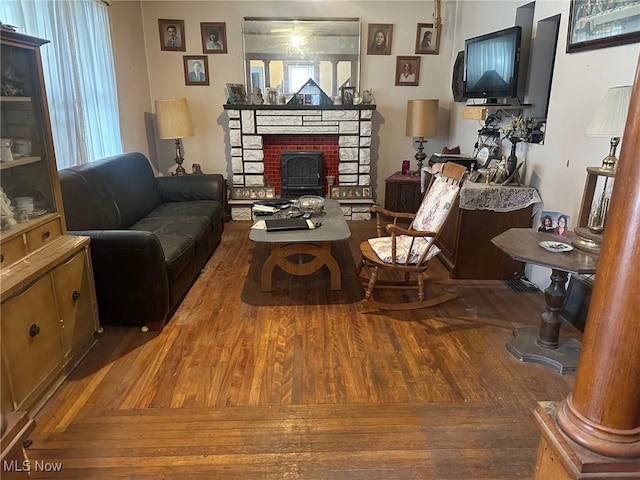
463 26 522 101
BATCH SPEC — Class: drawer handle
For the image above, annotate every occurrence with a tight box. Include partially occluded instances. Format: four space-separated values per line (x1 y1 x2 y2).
72 290 80 302
0 253 3 263
41 230 51 242
29 324 41 338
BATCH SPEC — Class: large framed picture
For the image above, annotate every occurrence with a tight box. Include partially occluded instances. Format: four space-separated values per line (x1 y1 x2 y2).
159 19 186 51
567 0 640 53
415 23 440 54
367 23 393 55
395 56 420 86
201 22 228 54
183 56 209 86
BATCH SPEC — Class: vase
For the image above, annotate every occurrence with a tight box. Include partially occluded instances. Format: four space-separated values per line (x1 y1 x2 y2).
506 143 518 177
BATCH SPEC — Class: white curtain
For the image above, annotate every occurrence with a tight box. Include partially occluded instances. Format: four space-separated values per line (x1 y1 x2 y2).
0 0 122 168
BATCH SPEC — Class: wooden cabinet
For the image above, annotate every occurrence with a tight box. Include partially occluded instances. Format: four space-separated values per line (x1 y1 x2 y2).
384 172 423 213
1 30 99 423
438 195 533 279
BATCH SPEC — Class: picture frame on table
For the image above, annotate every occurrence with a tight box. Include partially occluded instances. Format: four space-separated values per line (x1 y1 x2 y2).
415 23 440 54
566 0 640 53
183 56 209 86
159 19 186 52
201 22 228 54
367 23 393 55
395 56 420 86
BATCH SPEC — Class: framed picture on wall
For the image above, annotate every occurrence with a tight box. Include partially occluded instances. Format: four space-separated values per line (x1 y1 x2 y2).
201 22 228 54
367 23 393 55
567 0 640 53
183 56 209 86
395 56 420 86
415 23 440 54
159 19 186 51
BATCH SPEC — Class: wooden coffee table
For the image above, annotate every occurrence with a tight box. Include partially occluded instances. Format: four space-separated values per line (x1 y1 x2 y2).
249 199 351 292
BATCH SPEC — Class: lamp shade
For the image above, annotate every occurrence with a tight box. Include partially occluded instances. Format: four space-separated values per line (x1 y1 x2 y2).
155 98 194 139
406 99 439 138
585 86 632 137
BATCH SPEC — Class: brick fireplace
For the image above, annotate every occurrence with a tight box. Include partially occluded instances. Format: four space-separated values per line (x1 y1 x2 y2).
224 105 376 220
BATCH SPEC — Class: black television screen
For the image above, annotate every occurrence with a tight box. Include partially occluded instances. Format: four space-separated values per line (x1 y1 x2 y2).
463 26 522 101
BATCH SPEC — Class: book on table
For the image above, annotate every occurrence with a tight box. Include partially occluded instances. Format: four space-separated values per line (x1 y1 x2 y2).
265 217 312 232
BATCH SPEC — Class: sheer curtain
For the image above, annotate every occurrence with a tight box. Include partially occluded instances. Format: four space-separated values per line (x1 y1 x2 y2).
0 0 122 168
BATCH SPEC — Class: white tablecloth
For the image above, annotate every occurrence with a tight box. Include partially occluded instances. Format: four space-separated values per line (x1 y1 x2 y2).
459 182 542 215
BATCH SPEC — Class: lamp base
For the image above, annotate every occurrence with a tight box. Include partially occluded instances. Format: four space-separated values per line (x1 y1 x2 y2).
572 227 602 254
414 137 426 175
600 137 620 170
174 138 187 175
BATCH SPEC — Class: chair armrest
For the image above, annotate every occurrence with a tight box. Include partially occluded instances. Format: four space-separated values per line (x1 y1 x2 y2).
371 204 416 221
68 230 170 326
158 174 226 204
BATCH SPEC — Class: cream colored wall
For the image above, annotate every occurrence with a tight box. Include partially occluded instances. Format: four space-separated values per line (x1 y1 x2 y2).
447 0 638 287
110 1 152 158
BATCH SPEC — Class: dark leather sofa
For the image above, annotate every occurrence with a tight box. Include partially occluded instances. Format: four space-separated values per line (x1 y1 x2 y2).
58 152 226 330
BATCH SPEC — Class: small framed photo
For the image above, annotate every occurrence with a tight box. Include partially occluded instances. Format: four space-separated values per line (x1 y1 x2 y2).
367 24 393 55
159 19 185 51
226 83 247 104
265 87 279 105
201 22 227 54
415 23 440 54
340 86 355 105
183 56 209 86
395 56 420 86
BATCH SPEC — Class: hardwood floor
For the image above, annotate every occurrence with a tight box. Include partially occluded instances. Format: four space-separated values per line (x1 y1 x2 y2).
26 221 578 479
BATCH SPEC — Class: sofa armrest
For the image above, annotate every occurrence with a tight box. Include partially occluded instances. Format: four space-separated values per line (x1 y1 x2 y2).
158 174 226 204
70 230 170 327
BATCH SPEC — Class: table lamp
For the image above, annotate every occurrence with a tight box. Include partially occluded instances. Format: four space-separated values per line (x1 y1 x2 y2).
155 98 194 175
585 85 632 171
406 99 439 174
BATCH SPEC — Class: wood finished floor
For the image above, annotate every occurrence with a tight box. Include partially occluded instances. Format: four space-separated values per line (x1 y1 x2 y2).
27 221 578 479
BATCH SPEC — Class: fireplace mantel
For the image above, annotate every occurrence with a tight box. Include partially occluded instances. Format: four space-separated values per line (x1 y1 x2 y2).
224 104 377 220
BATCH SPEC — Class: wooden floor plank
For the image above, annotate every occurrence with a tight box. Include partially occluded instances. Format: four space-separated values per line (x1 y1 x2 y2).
25 221 577 479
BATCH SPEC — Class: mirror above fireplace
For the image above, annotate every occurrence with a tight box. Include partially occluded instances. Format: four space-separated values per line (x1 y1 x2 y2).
242 17 361 101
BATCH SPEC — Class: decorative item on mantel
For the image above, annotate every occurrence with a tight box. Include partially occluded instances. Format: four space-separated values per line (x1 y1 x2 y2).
406 99 438 175
572 85 632 254
499 114 536 184
155 98 194 175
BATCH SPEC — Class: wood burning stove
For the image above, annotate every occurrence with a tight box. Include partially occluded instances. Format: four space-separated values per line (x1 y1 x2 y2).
280 150 324 197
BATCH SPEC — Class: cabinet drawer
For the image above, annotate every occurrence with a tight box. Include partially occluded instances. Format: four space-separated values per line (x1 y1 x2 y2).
0 237 26 268
1 275 63 410
52 248 98 357
25 218 61 253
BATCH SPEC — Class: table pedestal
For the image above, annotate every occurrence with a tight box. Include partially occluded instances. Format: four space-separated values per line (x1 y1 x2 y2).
506 268 581 374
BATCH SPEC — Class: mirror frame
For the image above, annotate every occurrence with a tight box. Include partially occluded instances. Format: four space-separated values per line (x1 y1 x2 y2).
242 17 361 102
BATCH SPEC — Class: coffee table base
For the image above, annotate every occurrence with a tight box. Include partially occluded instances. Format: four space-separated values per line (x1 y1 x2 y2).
506 327 581 374
261 242 341 292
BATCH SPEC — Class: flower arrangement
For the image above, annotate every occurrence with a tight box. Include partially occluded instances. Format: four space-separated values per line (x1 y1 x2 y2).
499 115 534 144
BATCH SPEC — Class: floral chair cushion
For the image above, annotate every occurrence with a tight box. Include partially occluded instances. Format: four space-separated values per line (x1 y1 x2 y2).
412 175 459 232
367 174 459 265
368 235 440 265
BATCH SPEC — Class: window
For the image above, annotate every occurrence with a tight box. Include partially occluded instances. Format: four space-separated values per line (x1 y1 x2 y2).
0 0 122 168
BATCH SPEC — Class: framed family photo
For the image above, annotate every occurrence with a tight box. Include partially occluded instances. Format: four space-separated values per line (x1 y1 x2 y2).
415 23 440 54
340 86 355 105
201 22 228 54
159 19 186 51
226 83 247 104
395 56 420 86
183 56 209 86
367 23 393 55
567 0 640 53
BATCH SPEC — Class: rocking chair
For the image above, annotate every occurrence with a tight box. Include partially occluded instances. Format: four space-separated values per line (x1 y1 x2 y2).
356 162 466 310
